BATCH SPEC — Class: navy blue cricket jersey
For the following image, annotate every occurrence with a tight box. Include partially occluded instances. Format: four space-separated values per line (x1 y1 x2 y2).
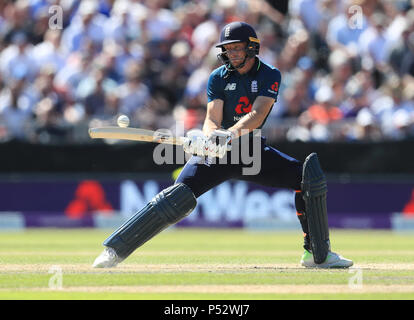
207 57 281 130
176 57 303 199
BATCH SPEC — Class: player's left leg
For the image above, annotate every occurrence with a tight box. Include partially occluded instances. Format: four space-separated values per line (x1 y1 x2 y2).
239 140 353 268
238 141 313 253
298 153 353 268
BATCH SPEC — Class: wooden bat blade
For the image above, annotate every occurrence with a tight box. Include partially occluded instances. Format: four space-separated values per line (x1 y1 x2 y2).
88 127 184 145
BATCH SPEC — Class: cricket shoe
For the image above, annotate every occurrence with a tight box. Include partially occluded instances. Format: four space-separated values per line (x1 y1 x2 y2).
93 247 122 268
300 249 353 268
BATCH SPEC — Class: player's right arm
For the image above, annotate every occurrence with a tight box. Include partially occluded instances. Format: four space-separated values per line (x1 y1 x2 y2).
203 99 223 136
184 99 225 158
183 69 228 158
203 70 225 136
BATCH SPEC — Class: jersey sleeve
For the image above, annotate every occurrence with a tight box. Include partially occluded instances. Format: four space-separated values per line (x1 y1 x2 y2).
207 71 224 102
258 68 282 102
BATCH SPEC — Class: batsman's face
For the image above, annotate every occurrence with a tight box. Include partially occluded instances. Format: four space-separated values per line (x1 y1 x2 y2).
223 42 247 67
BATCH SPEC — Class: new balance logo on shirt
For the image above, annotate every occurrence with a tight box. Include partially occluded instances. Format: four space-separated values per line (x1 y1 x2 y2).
224 83 237 91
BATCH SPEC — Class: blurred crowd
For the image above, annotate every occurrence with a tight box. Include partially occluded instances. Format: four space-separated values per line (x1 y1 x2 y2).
0 0 414 144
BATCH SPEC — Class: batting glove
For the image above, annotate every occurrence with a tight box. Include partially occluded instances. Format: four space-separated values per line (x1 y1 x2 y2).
207 129 234 158
182 129 209 157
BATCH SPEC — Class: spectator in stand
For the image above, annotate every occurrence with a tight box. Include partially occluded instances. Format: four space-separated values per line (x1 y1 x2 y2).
174 47 220 132
374 76 414 139
60 0 107 55
0 78 33 140
116 60 150 124
358 11 389 67
289 0 325 34
32 29 65 72
275 66 312 119
54 51 93 102
278 29 310 72
387 11 414 77
307 85 343 125
142 0 180 42
340 77 370 118
0 32 37 83
29 64 64 113
1 0 35 45
353 107 383 141
76 64 118 117
103 0 141 45
32 96 70 144
326 0 370 56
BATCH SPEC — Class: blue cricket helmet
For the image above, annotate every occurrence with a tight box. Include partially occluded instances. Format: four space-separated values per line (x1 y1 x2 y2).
216 22 260 71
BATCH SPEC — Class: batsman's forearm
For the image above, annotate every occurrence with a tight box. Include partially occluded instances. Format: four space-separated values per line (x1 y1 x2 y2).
228 110 266 139
202 118 221 136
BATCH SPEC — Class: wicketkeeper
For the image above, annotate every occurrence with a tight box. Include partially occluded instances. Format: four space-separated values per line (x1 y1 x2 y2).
93 22 353 269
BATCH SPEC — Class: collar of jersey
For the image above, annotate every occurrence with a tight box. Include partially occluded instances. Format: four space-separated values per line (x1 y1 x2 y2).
248 57 261 76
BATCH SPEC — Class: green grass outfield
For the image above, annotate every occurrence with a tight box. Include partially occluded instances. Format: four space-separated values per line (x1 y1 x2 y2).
0 228 414 300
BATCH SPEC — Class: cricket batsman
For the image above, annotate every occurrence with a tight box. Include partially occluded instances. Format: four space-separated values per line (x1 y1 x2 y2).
93 22 353 269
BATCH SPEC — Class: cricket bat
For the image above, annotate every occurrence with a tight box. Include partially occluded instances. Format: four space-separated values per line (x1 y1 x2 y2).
88 127 185 145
